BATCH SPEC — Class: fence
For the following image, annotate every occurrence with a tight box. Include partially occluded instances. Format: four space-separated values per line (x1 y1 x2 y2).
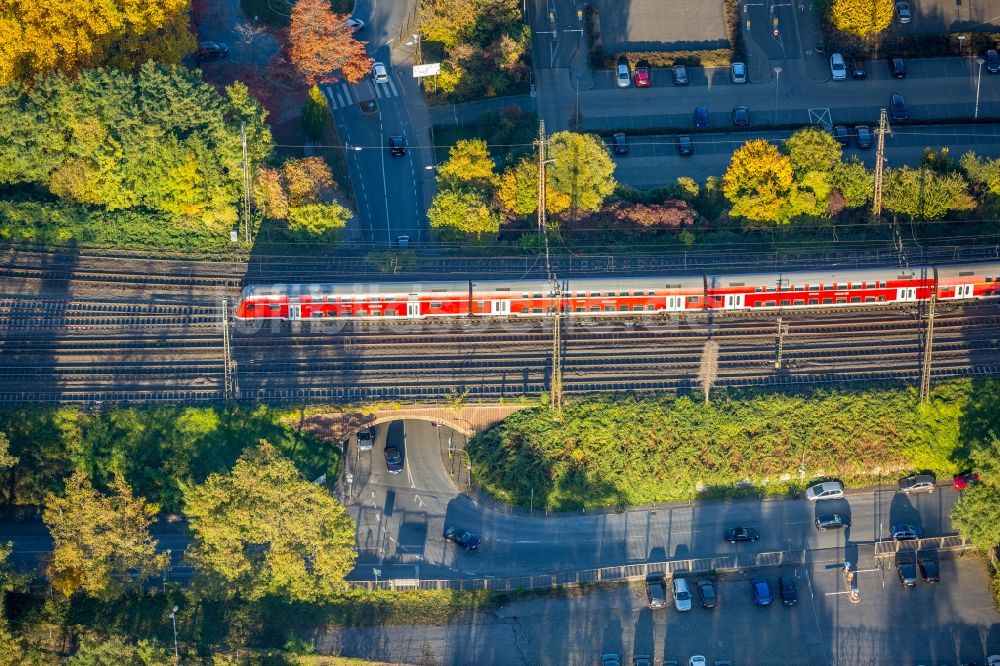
347 549 806 591
873 534 971 557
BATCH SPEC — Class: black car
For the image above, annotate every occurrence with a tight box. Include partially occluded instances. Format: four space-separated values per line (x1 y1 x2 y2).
724 526 759 543
696 579 717 608
673 64 689 85
855 125 873 149
890 523 923 540
645 572 667 609
632 656 652 666
851 58 866 79
389 135 406 156
197 41 229 59
732 105 750 127
918 558 940 583
832 125 850 147
612 132 629 155
815 513 850 531
897 560 918 588
694 106 710 129
988 49 1000 74
889 94 908 121
889 57 906 78
778 575 798 606
384 445 403 474
676 135 694 156
443 525 482 551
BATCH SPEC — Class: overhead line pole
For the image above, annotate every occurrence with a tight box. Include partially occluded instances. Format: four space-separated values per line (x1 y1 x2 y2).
536 120 562 413
919 269 937 403
222 298 235 401
872 108 888 223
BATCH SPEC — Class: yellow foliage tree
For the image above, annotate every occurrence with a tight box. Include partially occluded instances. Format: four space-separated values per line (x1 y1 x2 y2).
437 139 499 190
830 0 894 38
722 139 797 223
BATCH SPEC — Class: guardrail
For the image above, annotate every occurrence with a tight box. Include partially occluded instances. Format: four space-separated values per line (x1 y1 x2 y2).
348 549 806 591
873 535 971 557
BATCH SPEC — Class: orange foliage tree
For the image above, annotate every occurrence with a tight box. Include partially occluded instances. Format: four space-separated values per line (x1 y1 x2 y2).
289 0 373 84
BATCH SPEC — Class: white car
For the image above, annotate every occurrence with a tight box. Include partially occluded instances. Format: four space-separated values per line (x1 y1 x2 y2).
986 655 1000 666
372 62 389 84
830 53 847 81
343 17 365 31
672 577 692 611
616 60 631 88
689 657 707 666
806 481 845 501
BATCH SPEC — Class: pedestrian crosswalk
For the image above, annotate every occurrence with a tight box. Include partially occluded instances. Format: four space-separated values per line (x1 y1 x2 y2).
322 77 402 110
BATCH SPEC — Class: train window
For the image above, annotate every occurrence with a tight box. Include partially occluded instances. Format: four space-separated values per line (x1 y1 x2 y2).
604 306 614 312
823 298 833 304
851 283 861 289
646 304 655 311
878 296 886 302
959 271 974 277
714 296 723 302
756 286 764 292
633 290 643 296
793 285 805 291
548 307 557 313
590 306 600 312
576 307 585 313
850 297 861 303
808 299 818 305
619 305 629 311
591 291 600 297
765 301 776 307
879 281 887 288
533 292 543 298
687 296 698 303
532 307 543 313
577 291 586 297
372 311 381 317
647 290 655 296
521 307 530 314
430 302 441 308
522 292 530 298
781 299 790 306
245 303 255 310
793 299 804 305
837 283 847 289
605 291 615 297
311 311 323 318
562 292 571 297
865 297 875 303
371 296 381 302
836 298 847 304
766 286 775 292
269 304 280 311
986 276 993 282
357 310 368 316
385 310 397 316
753 301 762 307
476 301 485 308
809 284 819 291
633 305 644 311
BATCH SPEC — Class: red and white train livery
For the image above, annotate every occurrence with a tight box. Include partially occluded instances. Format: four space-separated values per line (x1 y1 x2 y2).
236 262 1000 321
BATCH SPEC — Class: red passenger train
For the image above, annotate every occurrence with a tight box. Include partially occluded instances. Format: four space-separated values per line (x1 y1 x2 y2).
236 262 1000 321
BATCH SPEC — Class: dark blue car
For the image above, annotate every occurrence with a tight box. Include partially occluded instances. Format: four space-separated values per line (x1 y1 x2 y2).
384 445 403 474
752 580 772 606
443 526 482 551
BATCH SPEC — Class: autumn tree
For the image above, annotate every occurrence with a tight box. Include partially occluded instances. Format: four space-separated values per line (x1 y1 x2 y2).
952 437 1000 551
960 151 1000 196
546 131 617 219
722 139 797 223
66 635 172 666
302 85 330 141
289 0 373 84
830 0 894 38
882 166 975 220
183 441 356 602
784 127 842 178
831 158 872 209
43 472 168 599
437 139 499 190
428 189 502 234
0 0 194 84
497 158 570 217
420 0 484 47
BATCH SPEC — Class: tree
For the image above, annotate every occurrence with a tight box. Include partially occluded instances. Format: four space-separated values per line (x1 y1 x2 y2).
882 166 975 220
283 157 336 206
43 471 168 599
302 85 330 141
0 433 17 475
722 139 797 223
830 0 894 38
67 635 172 666
546 131 617 218
428 188 502 235
497 158 570 217
0 0 194 84
437 139 499 190
420 0 480 47
960 151 1000 196
0 541 28 665
289 0 373 84
831 158 872 209
183 441 356 602
952 437 1000 551
784 127 842 178
287 202 351 235
253 167 290 220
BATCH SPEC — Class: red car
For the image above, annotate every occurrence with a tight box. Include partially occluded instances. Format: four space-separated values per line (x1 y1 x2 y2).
953 470 980 489
634 66 651 87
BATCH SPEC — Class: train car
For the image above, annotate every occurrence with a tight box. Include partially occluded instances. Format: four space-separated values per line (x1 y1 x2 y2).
235 261 1000 322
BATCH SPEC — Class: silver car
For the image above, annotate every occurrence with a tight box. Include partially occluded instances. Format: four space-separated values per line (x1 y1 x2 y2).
830 53 847 81
899 474 936 494
616 60 631 88
672 577 692 611
731 61 747 84
372 61 389 84
805 481 844 501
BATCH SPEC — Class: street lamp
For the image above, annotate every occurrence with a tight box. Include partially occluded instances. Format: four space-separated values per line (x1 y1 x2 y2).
168 606 179 659
976 56 986 118
958 34 966 57
773 66 783 124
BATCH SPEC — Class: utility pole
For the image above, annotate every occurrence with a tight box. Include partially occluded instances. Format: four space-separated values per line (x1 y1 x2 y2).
222 298 235 401
775 315 787 370
240 122 252 244
919 269 937 403
535 121 562 413
872 108 889 222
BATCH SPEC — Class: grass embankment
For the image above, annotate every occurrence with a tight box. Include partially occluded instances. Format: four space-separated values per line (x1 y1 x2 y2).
469 380 1000 511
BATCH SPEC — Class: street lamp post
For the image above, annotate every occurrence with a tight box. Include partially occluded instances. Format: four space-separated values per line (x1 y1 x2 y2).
976 57 986 118
773 66 783 124
168 606 179 660
958 34 966 57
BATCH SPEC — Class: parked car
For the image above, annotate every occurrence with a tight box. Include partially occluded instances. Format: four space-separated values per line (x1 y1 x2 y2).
988 655 1000 666
389 135 406 156
602 653 621 666
384 445 403 474
953 470 981 489
676 135 694 156
612 132 629 155
633 656 652 666
806 481 844 501
673 64 689 85
899 473 935 494
752 579 772 606
889 93 908 121
356 427 374 451
689 658 707 666
731 61 747 84
343 17 366 31
833 125 851 147
725 526 759 542
197 41 229 59
635 62 651 87
815 513 850 531
890 524 923 540
778 575 798 606
616 58 631 88
856 125 873 149
918 558 940 583
988 49 1000 74
889 57 906 78
372 61 389 84
672 577 693 611
851 58 867 79
732 105 750 127
443 525 481 551
696 579 717 608
645 572 667 609
830 53 847 81
694 106 710 129
897 559 918 587
896 1 911 23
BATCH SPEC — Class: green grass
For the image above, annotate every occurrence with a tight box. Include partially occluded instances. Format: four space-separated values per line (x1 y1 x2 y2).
468 380 1000 511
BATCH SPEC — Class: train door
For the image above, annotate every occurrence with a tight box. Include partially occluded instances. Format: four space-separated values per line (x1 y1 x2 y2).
491 300 511 316
288 304 301 320
896 287 917 302
665 296 685 311
724 294 744 309
406 302 421 318
953 284 975 299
